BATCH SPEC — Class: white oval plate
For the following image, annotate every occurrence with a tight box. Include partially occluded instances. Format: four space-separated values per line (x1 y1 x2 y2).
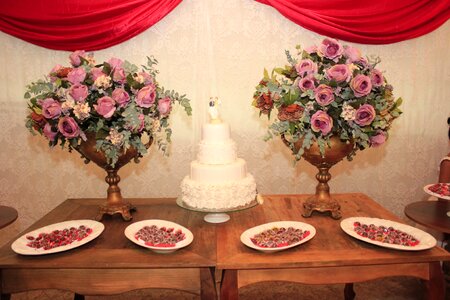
240 221 316 253
124 219 194 254
423 183 450 200
340 217 437 251
11 219 104 255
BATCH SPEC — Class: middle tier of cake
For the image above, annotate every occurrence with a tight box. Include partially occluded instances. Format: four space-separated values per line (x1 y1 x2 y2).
190 158 247 183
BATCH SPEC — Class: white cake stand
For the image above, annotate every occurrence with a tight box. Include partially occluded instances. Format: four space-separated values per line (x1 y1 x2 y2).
176 195 262 223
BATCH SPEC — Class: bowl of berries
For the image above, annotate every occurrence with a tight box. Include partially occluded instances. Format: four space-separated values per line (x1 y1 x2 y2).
240 221 316 253
424 183 450 200
340 217 437 251
11 219 104 255
124 220 193 254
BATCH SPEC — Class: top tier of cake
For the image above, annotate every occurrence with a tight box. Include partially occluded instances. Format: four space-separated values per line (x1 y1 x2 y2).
197 122 237 165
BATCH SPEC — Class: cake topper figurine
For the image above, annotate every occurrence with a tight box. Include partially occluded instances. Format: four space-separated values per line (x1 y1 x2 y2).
208 97 221 123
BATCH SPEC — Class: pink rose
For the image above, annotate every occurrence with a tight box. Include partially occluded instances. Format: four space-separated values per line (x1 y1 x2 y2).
158 97 172 116
69 84 89 102
43 123 57 141
344 46 362 63
369 131 387 147
49 64 63 82
94 96 116 118
112 88 130 107
137 114 145 132
139 72 153 85
305 45 318 54
69 50 86 67
136 85 156 108
90 67 105 81
350 74 372 97
112 67 126 83
318 38 344 61
370 69 384 87
325 64 350 83
354 104 376 126
314 84 335 106
67 68 86 85
298 76 316 92
311 111 333 135
295 59 318 77
58 116 80 138
107 57 123 69
41 98 62 119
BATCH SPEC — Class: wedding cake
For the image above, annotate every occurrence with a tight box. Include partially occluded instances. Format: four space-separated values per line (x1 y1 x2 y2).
180 99 257 210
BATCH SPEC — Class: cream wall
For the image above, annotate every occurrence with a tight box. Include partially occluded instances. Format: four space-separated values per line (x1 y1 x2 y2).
1 0 449 247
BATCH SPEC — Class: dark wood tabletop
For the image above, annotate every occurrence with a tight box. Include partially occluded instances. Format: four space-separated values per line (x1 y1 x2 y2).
0 198 216 298
0 206 18 229
404 200 450 234
216 193 450 300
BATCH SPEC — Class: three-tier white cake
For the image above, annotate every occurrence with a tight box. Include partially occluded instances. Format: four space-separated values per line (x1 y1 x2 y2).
180 120 257 210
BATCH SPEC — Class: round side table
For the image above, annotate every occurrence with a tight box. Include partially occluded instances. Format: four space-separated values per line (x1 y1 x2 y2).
0 205 18 229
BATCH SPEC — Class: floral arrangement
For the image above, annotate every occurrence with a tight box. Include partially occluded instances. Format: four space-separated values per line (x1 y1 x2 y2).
26 50 191 167
253 38 402 160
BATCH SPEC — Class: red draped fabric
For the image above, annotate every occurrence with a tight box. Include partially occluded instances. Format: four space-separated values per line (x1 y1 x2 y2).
0 0 182 51
256 0 450 44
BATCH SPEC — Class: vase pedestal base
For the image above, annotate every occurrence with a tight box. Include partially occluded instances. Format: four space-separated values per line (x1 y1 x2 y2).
302 195 342 220
95 202 135 221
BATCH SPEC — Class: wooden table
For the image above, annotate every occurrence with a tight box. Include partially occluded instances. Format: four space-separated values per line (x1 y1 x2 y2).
216 194 450 300
0 206 18 229
0 198 216 299
404 200 450 234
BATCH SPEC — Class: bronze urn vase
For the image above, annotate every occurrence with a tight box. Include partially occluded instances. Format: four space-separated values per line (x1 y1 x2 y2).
76 133 152 221
283 135 354 219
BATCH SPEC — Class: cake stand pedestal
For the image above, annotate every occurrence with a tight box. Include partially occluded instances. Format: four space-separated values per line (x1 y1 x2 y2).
176 195 261 224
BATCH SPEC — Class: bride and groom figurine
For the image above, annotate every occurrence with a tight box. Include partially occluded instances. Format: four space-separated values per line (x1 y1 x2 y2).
208 97 222 123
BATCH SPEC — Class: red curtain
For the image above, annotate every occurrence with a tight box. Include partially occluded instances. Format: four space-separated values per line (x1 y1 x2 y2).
256 0 450 44
0 0 182 51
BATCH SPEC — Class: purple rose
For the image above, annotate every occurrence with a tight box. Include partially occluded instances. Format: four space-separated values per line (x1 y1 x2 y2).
58 116 80 138
318 38 344 61
369 131 387 147
314 84 335 106
295 59 318 77
354 104 376 126
69 84 89 102
158 97 172 116
94 96 116 118
136 85 156 108
344 46 361 63
112 88 130 107
325 64 350 83
298 76 316 92
370 69 384 87
350 74 372 97
311 111 333 135
90 67 105 81
112 67 126 83
107 57 123 69
41 98 62 119
43 123 57 141
49 64 63 82
67 68 86 84
69 50 86 67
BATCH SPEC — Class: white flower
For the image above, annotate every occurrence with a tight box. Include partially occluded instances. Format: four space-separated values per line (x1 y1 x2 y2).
340 102 356 121
94 75 112 89
73 102 91 120
106 128 124 147
305 101 315 112
61 98 75 114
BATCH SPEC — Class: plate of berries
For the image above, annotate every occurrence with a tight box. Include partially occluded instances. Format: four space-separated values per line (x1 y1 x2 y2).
424 183 450 200
124 220 193 254
240 221 316 253
340 217 436 251
11 220 104 255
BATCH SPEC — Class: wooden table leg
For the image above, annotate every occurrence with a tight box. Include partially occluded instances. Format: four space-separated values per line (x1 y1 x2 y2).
201 267 217 300
74 293 85 300
344 283 355 300
425 261 445 300
221 270 238 300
